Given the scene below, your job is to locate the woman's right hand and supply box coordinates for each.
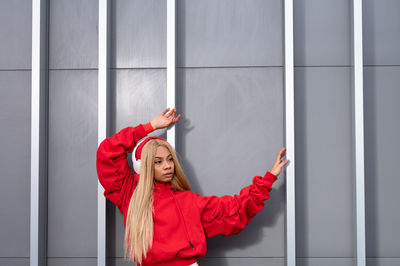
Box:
[270,147,289,177]
[150,108,181,130]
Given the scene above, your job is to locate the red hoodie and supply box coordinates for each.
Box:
[96,124,277,266]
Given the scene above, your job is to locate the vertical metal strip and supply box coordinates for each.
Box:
[284,0,296,265]
[31,0,48,265]
[31,1,40,265]
[98,0,109,265]
[352,0,366,265]
[167,0,176,147]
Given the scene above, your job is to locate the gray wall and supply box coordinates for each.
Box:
[294,1,355,266]
[0,1,31,266]
[0,1,399,266]
[176,1,284,265]
[363,1,400,266]
[47,0,98,266]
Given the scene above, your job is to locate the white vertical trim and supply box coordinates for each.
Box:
[284,0,296,265]
[31,0,46,265]
[31,1,41,265]
[98,0,109,265]
[352,0,366,266]
[167,0,176,147]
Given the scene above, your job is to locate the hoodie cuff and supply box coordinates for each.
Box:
[143,122,155,134]
[262,171,278,191]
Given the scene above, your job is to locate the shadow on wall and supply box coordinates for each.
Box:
[178,125,284,265]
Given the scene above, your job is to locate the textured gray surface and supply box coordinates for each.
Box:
[110,69,167,134]
[294,0,351,66]
[197,258,284,266]
[0,71,31,257]
[176,67,285,257]
[110,258,136,266]
[47,258,97,266]
[111,0,166,68]
[366,258,400,266]
[176,0,283,67]
[107,199,126,258]
[0,258,29,266]
[364,66,400,258]
[363,0,400,65]
[49,0,98,69]
[294,67,355,257]
[47,70,98,256]
[0,0,31,70]
[296,258,356,266]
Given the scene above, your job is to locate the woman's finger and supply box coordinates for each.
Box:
[172,114,181,124]
[277,147,286,160]
[167,108,177,118]
[280,159,289,167]
[165,110,173,118]
[162,108,170,116]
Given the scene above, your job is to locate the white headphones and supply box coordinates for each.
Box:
[132,137,147,174]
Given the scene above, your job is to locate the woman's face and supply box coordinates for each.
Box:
[153,146,175,183]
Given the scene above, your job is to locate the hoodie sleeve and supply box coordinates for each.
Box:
[194,171,277,238]
[96,124,153,211]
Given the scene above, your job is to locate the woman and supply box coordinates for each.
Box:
[96,108,289,266]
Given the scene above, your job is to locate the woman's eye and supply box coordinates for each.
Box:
[168,158,173,162]
[155,161,161,164]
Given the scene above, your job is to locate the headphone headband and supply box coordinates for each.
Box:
[131,136,167,174]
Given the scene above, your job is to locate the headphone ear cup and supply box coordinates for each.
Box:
[133,158,141,174]
[132,138,146,174]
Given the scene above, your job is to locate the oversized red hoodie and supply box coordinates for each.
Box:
[96,124,278,266]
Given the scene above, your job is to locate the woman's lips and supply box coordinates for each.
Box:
[164,173,173,177]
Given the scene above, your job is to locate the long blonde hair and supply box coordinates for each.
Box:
[124,139,191,264]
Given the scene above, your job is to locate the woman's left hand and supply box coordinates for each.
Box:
[150,108,181,130]
[270,147,289,177]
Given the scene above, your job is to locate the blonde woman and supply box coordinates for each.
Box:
[96,108,289,266]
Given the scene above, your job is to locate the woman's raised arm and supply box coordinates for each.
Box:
[96,108,181,210]
[194,148,289,237]
[96,124,152,210]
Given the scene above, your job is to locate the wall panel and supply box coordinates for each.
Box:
[47,70,98,257]
[366,258,400,266]
[294,0,351,66]
[0,0,31,69]
[49,0,98,69]
[363,0,400,65]
[0,71,31,257]
[47,258,97,266]
[110,0,166,69]
[296,258,355,266]
[294,67,355,258]
[176,0,283,67]
[0,258,29,266]
[198,258,284,266]
[110,69,167,134]
[364,66,400,262]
